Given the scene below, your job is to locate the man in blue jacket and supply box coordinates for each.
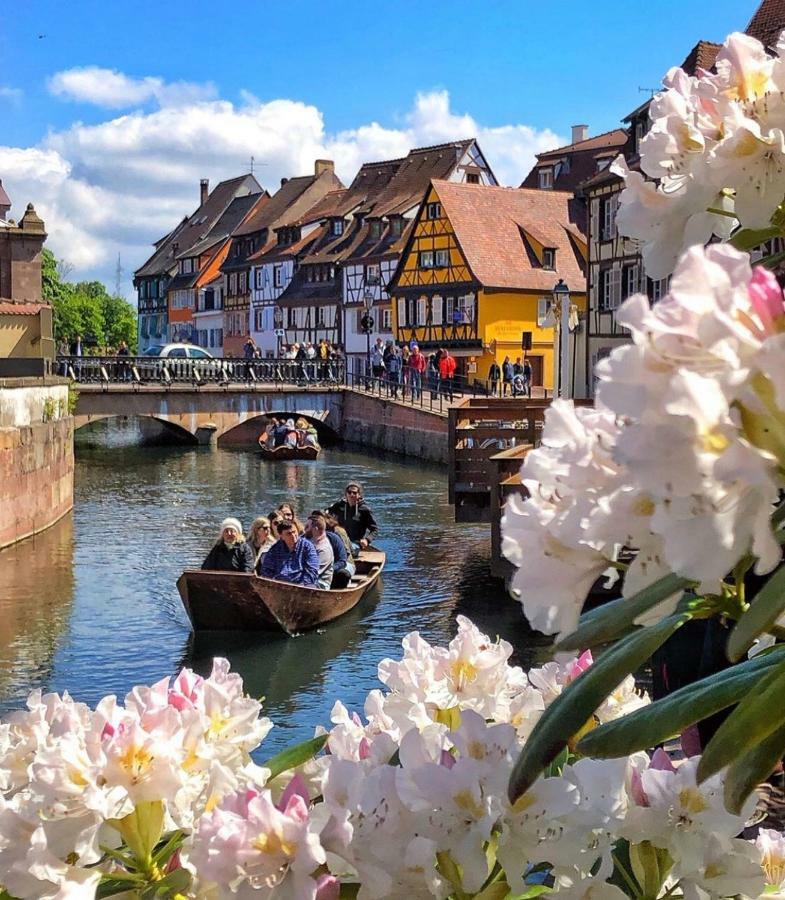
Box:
[261,521,319,586]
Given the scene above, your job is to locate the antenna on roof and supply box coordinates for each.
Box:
[249,155,268,175]
[638,86,658,97]
[114,253,123,297]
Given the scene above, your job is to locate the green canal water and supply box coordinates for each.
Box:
[0,421,545,754]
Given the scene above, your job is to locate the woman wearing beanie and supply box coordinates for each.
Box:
[201,518,254,572]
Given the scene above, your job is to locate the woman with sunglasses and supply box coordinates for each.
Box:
[327,482,379,554]
[246,516,277,574]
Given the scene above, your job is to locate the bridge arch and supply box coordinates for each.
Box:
[73,413,198,445]
[217,411,340,447]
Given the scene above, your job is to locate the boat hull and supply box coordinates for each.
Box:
[177,550,384,634]
[258,444,320,461]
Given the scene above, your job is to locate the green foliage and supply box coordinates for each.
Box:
[42,397,56,423]
[727,565,785,661]
[43,249,137,351]
[261,733,328,780]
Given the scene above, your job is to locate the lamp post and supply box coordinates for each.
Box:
[361,289,374,383]
[273,307,283,358]
[552,278,571,399]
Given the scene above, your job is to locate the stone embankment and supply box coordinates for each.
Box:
[0,377,74,549]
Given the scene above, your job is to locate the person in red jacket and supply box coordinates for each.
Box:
[409,344,427,400]
[438,347,457,401]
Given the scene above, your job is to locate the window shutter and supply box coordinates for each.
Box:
[538,297,550,327]
[397,298,406,327]
[417,297,427,326]
[629,264,639,298]
[590,198,600,241]
[610,195,619,240]
[432,295,443,325]
[609,266,622,309]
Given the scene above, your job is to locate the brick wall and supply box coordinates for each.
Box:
[342,391,448,463]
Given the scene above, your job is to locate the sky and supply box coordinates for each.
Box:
[0,0,757,299]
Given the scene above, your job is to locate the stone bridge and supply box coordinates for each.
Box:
[73,384,449,460]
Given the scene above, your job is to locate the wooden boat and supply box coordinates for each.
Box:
[258,442,320,461]
[177,549,385,634]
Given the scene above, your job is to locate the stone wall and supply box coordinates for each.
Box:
[0,378,74,549]
[341,390,448,463]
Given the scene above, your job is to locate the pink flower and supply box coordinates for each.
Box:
[567,650,594,682]
[749,266,785,335]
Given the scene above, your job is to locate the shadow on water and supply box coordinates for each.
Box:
[181,582,383,711]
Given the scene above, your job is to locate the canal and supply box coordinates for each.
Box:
[0,421,544,754]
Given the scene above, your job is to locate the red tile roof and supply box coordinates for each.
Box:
[680,40,722,75]
[0,301,47,315]
[746,0,785,49]
[520,129,628,192]
[429,180,586,292]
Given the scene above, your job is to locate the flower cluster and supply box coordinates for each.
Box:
[2,619,780,899]
[503,242,785,638]
[613,31,785,278]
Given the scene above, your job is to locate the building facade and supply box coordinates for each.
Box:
[389,180,588,395]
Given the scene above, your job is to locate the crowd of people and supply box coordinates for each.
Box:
[368,338,458,400]
[488,355,533,397]
[258,417,319,450]
[200,482,379,590]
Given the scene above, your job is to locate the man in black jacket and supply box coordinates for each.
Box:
[327,483,379,551]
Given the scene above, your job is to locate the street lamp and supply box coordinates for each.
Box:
[273,307,283,358]
[361,289,375,382]
[552,278,571,399]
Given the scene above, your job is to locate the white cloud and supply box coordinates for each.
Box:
[1,80,565,298]
[0,86,23,104]
[47,66,217,109]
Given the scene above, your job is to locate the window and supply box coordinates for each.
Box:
[331,219,344,236]
[369,220,382,239]
[635,119,648,155]
[542,248,555,269]
[466,172,480,184]
[274,265,284,288]
[419,250,434,269]
[390,217,403,236]
[316,307,326,327]
[537,297,552,327]
[169,347,187,358]
[434,249,449,268]
[426,202,442,220]
[229,273,237,295]
[255,308,264,331]
[457,294,475,324]
[382,308,392,330]
[649,276,670,302]
[254,268,263,289]
[190,348,211,359]
[624,264,640,299]
[538,169,553,189]
[600,267,622,310]
[366,264,380,285]
[417,297,427,326]
[287,308,296,328]
[239,272,247,294]
[432,295,443,325]
[445,295,456,324]
[602,195,618,241]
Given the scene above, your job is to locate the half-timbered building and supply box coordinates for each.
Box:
[389,180,588,395]
[134,174,261,351]
[166,192,266,344]
[221,161,343,357]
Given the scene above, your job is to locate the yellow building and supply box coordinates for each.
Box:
[389,179,587,394]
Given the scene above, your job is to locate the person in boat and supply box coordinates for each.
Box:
[327,482,379,553]
[284,419,298,448]
[271,419,288,448]
[261,520,319,586]
[295,417,319,448]
[201,518,254,572]
[303,512,334,590]
[323,512,355,588]
[276,502,305,534]
[246,516,277,574]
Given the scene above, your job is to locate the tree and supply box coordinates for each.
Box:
[44,251,137,351]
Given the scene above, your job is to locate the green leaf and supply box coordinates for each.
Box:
[96,878,144,898]
[577,646,785,758]
[476,883,514,900]
[729,225,782,251]
[510,887,551,900]
[724,719,785,814]
[150,830,184,867]
[728,565,785,661]
[508,612,690,802]
[261,734,328,781]
[697,656,785,783]
[556,574,690,652]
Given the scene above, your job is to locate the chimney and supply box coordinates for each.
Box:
[281,177,289,188]
[314,159,335,177]
[571,124,589,145]
[200,178,209,206]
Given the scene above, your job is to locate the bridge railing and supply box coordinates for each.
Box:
[343,368,492,414]
[56,356,347,387]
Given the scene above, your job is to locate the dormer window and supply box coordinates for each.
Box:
[390,217,403,236]
[369,220,382,239]
[543,248,556,270]
[426,202,442,220]
[331,219,344,236]
[538,168,554,189]
[466,172,480,184]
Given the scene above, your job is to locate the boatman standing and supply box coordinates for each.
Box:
[327,482,379,553]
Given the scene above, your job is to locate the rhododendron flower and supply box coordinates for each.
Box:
[756,827,785,889]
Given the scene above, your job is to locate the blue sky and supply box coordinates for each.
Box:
[0,0,759,294]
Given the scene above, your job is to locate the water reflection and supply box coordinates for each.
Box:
[0,424,540,753]
[0,514,75,704]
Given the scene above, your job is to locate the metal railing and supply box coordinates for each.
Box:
[343,368,491,413]
[56,355,346,387]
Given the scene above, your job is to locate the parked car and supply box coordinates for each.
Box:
[142,343,214,359]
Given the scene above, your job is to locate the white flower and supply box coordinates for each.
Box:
[756,828,785,889]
